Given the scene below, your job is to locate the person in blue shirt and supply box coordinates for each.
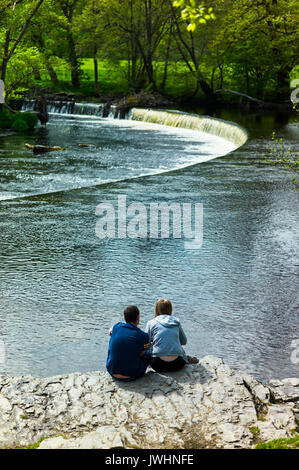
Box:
[106,305,150,381]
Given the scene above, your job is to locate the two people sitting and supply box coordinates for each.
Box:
[106,299,198,382]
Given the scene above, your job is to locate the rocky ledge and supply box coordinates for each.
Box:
[0,356,298,449]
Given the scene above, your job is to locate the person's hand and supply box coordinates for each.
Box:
[109,327,113,336]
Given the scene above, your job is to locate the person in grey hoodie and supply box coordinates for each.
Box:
[146,299,195,372]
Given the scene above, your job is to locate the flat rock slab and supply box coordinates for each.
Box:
[268,378,299,403]
[0,356,297,449]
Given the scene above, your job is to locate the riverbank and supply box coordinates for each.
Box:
[14,87,295,118]
[0,356,298,449]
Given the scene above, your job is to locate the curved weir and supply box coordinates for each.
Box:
[0,102,248,202]
[130,107,249,148]
[19,98,249,148]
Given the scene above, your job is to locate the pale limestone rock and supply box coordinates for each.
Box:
[268,378,299,402]
[282,378,299,387]
[0,394,12,413]
[0,355,298,449]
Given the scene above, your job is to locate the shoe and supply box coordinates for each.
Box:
[187,355,199,364]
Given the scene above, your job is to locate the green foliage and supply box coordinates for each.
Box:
[262,131,299,186]
[21,112,39,129]
[249,426,260,438]
[210,0,298,100]
[26,436,48,449]
[11,118,29,132]
[173,0,215,31]
[0,107,14,129]
[0,0,298,100]
[0,108,37,131]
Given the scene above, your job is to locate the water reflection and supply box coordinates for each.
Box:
[0,111,298,381]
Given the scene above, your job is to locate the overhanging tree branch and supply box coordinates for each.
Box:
[8,0,45,61]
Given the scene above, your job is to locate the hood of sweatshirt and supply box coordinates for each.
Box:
[155,314,180,328]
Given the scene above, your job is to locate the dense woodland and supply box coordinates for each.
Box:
[0,0,298,103]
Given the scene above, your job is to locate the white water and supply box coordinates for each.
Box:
[20,98,249,148]
[0,105,242,202]
[130,108,248,148]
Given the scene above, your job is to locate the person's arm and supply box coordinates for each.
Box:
[178,323,187,345]
[140,332,150,357]
[109,323,118,336]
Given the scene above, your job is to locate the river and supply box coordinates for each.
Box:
[0,104,298,381]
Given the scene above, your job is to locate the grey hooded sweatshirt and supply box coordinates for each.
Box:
[145,314,188,362]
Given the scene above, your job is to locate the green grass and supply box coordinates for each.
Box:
[27,437,49,449]
[35,58,200,98]
[249,426,261,438]
[255,434,299,449]
[26,433,70,449]
[28,58,299,102]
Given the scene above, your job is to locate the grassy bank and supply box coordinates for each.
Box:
[32,58,202,100]
[26,59,299,105]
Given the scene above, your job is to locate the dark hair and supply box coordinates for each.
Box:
[124,305,140,323]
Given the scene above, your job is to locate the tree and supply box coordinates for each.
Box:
[104,0,171,91]
[73,0,104,95]
[169,0,215,97]
[210,0,299,101]
[0,0,45,85]
[52,0,83,88]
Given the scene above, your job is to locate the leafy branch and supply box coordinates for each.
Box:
[172,0,215,32]
[262,131,299,187]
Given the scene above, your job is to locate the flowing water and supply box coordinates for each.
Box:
[0,104,298,381]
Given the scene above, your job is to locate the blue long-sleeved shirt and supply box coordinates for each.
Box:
[106,322,150,378]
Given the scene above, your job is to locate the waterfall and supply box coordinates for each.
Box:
[108,105,119,119]
[21,99,36,112]
[47,101,104,116]
[72,102,103,116]
[46,100,72,114]
[18,99,248,148]
[129,108,248,148]
[20,99,104,116]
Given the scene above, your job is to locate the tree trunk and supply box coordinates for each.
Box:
[276,68,291,102]
[0,59,8,84]
[196,72,214,97]
[67,31,80,88]
[46,60,59,84]
[161,25,172,92]
[93,46,99,95]
[0,30,10,83]
[170,1,213,98]
[143,0,157,90]
[33,68,42,81]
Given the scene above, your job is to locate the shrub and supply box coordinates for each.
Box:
[11,118,29,132]
[0,108,14,129]
[21,112,38,129]
[0,108,38,131]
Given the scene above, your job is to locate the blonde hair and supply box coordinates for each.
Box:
[155,299,172,317]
